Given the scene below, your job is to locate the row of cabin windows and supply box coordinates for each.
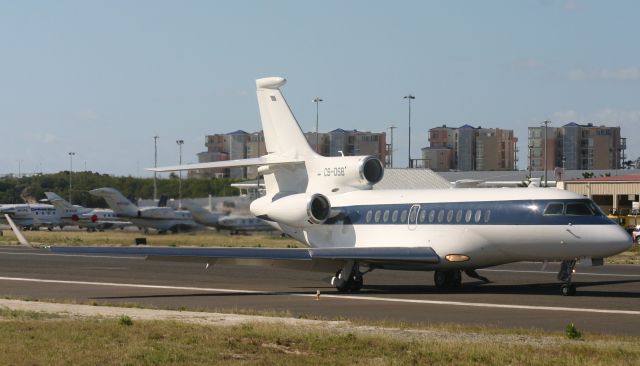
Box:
[364,208,491,224]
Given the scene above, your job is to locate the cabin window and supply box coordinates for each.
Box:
[366,210,373,223]
[437,210,444,223]
[474,209,482,223]
[419,210,427,223]
[465,209,472,223]
[483,209,491,223]
[446,209,454,223]
[400,210,408,223]
[543,203,564,215]
[428,210,436,223]
[383,210,390,223]
[392,210,398,223]
[374,210,382,223]
[455,209,463,223]
[566,202,594,216]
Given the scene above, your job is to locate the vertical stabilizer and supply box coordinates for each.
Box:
[255,77,315,195]
[256,77,316,159]
[44,192,75,211]
[89,188,139,217]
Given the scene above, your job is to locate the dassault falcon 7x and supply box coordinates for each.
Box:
[52,77,632,296]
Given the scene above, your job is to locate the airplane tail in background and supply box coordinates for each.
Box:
[89,188,139,217]
[44,192,74,211]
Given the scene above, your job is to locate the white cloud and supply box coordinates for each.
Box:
[563,0,579,12]
[76,109,98,122]
[566,67,640,81]
[551,110,579,122]
[23,132,57,144]
[513,58,543,69]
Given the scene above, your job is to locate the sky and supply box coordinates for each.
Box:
[1,0,639,176]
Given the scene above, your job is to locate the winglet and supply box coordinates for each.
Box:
[4,214,33,247]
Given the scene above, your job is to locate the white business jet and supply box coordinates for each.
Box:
[89,187,199,234]
[52,77,631,296]
[44,192,130,231]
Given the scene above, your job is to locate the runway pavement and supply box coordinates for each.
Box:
[1,246,639,335]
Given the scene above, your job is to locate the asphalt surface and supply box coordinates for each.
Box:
[1,246,639,335]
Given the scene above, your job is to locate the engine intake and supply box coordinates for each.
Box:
[360,156,384,185]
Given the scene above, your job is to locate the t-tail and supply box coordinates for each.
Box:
[150,77,384,238]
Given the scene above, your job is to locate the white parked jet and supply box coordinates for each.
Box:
[0,203,64,230]
[52,77,632,296]
[89,187,199,234]
[181,200,273,234]
[44,192,130,231]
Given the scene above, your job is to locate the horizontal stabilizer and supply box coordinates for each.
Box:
[149,156,303,172]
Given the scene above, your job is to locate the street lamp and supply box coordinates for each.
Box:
[68,152,75,203]
[153,135,159,201]
[404,95,415,168]
[388,125,397,168]
[176,139,184,209]
[313,97,323,154]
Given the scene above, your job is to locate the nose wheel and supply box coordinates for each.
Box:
[557,260,577,296]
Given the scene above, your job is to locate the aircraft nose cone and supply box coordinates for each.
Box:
[610,225,633,254]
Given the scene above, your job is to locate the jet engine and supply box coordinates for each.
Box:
[254,193,333,227]
[311,155,384,191]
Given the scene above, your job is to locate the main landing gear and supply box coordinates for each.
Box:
[557,260,577,296]
[433,269,491,289]
[332,261,364,293]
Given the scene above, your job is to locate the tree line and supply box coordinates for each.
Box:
[0,171,240,207]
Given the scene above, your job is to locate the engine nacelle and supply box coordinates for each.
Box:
[252,193,332,227]
[309,155,384,192]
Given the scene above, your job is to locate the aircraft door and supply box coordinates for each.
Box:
[408,204,420,231]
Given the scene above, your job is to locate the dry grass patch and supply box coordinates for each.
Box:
[0,319,639,366]
[0,229,301,248]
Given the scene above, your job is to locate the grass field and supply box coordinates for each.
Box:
[0,312,639,365]
[0,228,303,248]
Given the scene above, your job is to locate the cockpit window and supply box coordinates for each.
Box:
[543,203,564,215]
[565,202,594,216]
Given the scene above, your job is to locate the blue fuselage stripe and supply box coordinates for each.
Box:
[328,199,614,226]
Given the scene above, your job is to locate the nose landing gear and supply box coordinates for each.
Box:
[434,270,462,289]
[558,260,577,296]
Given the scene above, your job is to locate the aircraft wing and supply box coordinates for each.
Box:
[148,156,303,173]
[49,246,440,272]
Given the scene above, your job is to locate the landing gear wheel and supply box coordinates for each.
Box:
[561,283,576,296]
[333,270,363,293]
[434,270,462,289]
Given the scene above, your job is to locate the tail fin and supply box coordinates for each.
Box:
[256,77,316,159]
[89,188,139,217]
[158,195,168,207]
[44,192,74,211]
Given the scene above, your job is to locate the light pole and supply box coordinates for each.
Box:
[388,125,397,168]
[153,135,159,201]
[313,97,323,154]
[542,120,550,187]
[527,144,533,178]
[68,152,75,203]
[176,139,184,210]
[404,95,415,168]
